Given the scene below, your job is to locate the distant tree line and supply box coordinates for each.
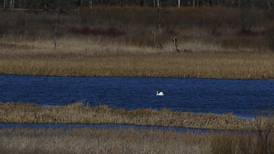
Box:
[0,0,273,9]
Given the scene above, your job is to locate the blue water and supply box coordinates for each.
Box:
[0,75,274,117]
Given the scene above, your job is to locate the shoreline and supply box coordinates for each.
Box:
[1,72,274,81]
[0,102,265,131]
[0,123,259,137]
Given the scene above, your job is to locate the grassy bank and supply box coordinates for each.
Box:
[0,102,262,130]
[0,127,273,154]
[1,7,274,79]
[1,41,274,79]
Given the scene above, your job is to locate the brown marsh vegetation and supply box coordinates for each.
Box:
[0,124,274,154]
[0,102,260,130]
[0,128,209,154]
[1,6,274,154]
[1,51,274,79]
[1,7,274,79]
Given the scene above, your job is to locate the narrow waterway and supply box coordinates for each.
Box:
[1,75,274,117]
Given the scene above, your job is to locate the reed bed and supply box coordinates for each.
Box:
[0,102,257,130]
[0,128,210,154]
[0,103,274,153]
[0,126,274,154]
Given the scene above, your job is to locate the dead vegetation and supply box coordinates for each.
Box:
[0,128,210,154]
[0,102,257,130]
[0,120,273,154]
[1,7,274,79]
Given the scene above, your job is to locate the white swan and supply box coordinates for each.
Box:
[156,91,165,96]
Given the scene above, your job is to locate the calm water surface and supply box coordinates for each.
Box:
[0,75,274,117]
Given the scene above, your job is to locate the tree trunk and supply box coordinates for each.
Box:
[10,0,15,8]
[193,0,195,7]
[266,0,273,10]
[178,0,181,7]
[157,0,160,8]
[79,0,83,7]
[12,0,14,8]
[238,0,241,7]
[89,0,93,8]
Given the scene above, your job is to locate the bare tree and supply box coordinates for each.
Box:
[266,0,274,9]
[172,37,180,52]
[153,5,163,48]
[157,0,160,8]
[9,0,15,8]
[89,0,93,8]
[79,0,83,7]
[3,0,6,8]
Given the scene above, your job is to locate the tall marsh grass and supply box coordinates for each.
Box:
[0,128,210,154]
[0,123,273,154]
[0,102,257,130]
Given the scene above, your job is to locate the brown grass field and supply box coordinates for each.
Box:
[0,7,274,79]
[0,127,273,154]
[1,47,274,79]
[0,128,210,154]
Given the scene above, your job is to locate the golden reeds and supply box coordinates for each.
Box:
[0,102,255,130]
[1,45,274,79]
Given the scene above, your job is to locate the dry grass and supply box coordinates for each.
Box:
[0,128,210,154]
[0,6,271,50]
[1,42,274,79]
[0,102,256,130]
[0,7,274,79]
[0,125,273,154]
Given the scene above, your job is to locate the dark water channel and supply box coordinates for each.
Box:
[0,123,255,136]
[1,75,274,118]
